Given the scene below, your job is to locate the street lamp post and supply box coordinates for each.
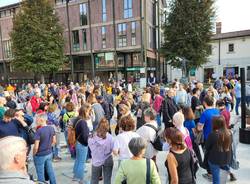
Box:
[66,0,74,82]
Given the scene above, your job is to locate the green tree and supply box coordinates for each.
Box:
[11,0,65,81]
[162,0,215,76]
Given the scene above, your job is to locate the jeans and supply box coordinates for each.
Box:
[235,97,241,115]
[73,141,88,181]
[34,153,56,184]
[208,161,228,184]
[53,132,60,158]
[156,114,161,127]
[91,155,113,184]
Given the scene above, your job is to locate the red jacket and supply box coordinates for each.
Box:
[30,96,42,113]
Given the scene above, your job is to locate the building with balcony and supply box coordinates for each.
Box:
[0,0,167,83]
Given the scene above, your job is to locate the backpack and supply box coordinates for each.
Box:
[145,124,163,151]
[183,128,193,150]
[109,103,114,118]
[68,119,81,146]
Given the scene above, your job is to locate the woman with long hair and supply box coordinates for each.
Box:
[72,104,90,183]
[205,116,232,184]
[164,128,195,184]
[88,118,114,184]
[183,106,202,165]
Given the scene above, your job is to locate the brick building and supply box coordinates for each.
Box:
[0,0,167,83]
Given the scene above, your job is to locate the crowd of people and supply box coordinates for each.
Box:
[0,76,241,184]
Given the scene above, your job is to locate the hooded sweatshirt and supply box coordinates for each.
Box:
[88,133,114,167]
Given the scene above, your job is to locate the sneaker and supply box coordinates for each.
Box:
[230,173,237,181]
[53,157,62,162]
[202,173,212,182]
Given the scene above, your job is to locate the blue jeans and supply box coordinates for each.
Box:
[156,114,161,127]
[73,141,88,180]
[208,161,228,184]
[34,153,56,184]
[235,97,241,115]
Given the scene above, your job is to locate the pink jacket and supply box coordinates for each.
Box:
[153,95,163,113]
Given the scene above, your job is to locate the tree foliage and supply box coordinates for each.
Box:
[161,0,215,72]
[11,0,65,76]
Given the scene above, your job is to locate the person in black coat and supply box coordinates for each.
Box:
[161,89,179,128]
[96,96,112,121]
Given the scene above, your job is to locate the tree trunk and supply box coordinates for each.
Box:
[40,74,45,83]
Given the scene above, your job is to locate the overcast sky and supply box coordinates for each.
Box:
[1,0,250,33]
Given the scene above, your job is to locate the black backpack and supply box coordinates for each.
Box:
[189,149,199,180]
[145,124,163,151]
[109,103,114,118]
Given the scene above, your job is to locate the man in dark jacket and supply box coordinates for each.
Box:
[161,89,179,128]
[96,96,112,121]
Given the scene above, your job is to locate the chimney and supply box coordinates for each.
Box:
[216,22,222,34]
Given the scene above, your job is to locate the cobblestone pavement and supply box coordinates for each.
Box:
[28,115,250,184]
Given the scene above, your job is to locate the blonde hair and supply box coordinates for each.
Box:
[0,136,26,170]
[173,112,185,128]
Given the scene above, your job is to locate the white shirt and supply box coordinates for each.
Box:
[136,121,158,159]
[113,131,140,160]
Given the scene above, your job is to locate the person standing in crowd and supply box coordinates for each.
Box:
[137,108,159,164]
[183,106,202,165]
[220,86,232,112]
[33,113,57,184]
[72,104,90,184]
[191,88,203,125]
[87,94,105,130]
[164,128,196,184]
[114,137,161,184]
[234,80,241,116]
[113,115,140,163]
[216,100,231,129]
[153,86,163,127]
[96,96,112,122]
[47,104,61,162]
[63,102,77,157]
[5,96,17,109]
[135,95,151,129]
[0,136,35,184]
[148,73,156,86]
[88,118,114,184]
[30,90,42,115]
[205,116,232,184]
[175,84,188,107]
[0,109,20,138]
[196,95,220,180]
[172,112,193,150]
[0,97,6,120]
[162,88,179,128]
[196,82,206,105]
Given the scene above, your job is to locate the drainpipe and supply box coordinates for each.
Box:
[88,0,95,79]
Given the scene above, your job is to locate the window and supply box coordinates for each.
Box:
[124,0,133,18]
[82,29,87,50]
[102,0,107,22]
[72,30,80,52]
[228,43,234,52]
[118,23,127,36]
[102,26,106,49]
[80,3,88,26]
[3,40,13,59]
[131,22,136,46]
[247,66,250,81]
[118,23,127,47]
